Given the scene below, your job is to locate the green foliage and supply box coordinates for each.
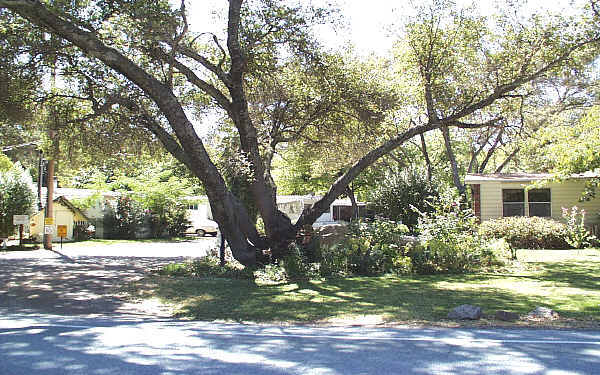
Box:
[254,263,288,283]
[0,163,37,238]
[367,168,439,232]
[319,243,351,277]
[479,217,570,249]
[561,206,597,249]
[104,196,144,240]
[145,194,189,238]
[69,193,102,210]
[0,153,13,172]
[92,163,192,239]
[159,257,253,280]
[280,243,314,280]
[412,192,500,273]
[319,219,411,277]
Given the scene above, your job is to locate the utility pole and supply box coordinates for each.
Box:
[37,150,43,211]
[43,153,54,250]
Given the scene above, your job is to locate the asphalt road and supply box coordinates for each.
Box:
[1,314,599,375]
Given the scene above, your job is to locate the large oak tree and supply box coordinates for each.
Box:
[1,0,599,265]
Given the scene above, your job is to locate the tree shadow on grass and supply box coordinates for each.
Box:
[161,274,580,323]
[526,261,600,291]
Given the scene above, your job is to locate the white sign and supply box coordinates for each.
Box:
[13,215,28,225]
[44,225,54,234]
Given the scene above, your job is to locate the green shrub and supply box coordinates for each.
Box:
[319,244,348,277]
[254,263,288,283]
[280,243,313,280]
[318,218,410,277]
[367,168,439,232]
[159,256,253,280]
[484,238,514,263]
[413,191,502,274]
[0,163,36,238]
[479,216,570,249]
[105,196,144,239]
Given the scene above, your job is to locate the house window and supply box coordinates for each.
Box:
[502,189,524,217]
[528,189,551,217]
[503,188,551,217]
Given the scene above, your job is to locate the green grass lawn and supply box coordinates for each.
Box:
[130,249,600,327]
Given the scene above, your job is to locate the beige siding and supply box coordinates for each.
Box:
[476,179,600,226]
[480,182,503,221]
[549,181,600,226]
[30,202,84,241]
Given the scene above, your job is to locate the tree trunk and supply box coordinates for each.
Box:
[346,186,358,221]
[419,133,433,182]
[441,126,467,196]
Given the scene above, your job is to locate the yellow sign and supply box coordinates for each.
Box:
[57,225,67,238]
[44,217,54,225]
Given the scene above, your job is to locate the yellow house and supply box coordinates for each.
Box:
[30,196,91,242]
[465,173,600,228]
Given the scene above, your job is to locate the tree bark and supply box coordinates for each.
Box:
[345,186,358,221]
[441,126,467,196]
[419,133,433,182]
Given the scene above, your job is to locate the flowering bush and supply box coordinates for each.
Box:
[562,206,596,249]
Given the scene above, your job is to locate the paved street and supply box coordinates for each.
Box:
[1,314,599,375]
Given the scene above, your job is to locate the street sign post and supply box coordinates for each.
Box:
[57,225,67,249]
[13,215,28,225]
[13,215,29,247]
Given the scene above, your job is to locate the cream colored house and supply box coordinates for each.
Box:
[30,196,91,241]
[39,187,120,238]
[465,173,600,227]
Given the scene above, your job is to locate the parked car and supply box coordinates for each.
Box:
[185,218,219,237]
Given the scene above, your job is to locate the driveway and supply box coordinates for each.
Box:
[0,238,216,318]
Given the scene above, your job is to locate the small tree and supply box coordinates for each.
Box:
[368,168,440,232]
[0,163,37,239]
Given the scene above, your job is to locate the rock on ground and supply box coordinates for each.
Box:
[527,306,559,320]
[447,304,482,320]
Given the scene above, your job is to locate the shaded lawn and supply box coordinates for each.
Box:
[132,249,600,326]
